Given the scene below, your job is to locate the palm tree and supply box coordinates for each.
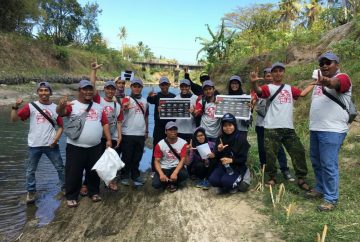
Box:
[117,26,127,58]
[278,0,301,30]
[304,0,322,28]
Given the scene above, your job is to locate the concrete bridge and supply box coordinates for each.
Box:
[132,61,204,71]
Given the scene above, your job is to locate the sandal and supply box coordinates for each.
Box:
[108,181,118,191]
[297,179,311,191]
[80,185,88,196]
[67,200,78,208]
[91,194,102,202]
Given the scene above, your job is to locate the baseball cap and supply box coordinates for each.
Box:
[130,78,143,86]
[179,79,191,86]
[37,81,52,94]
[263,68,272,74]
[159,76,170,85]
[202,80,215,88]
[165,121,178,130]
[114,76,125,83]
[104,80,116,88]
[318,52,340,63]
[79,80,93,89]
[229,75,241,83]
[271,62,286,72]
[221,113,237,126]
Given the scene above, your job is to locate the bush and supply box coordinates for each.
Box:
[53,46,69,63]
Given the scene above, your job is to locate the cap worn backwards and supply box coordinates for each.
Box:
[37,81,52,94]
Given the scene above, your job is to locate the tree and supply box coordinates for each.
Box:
[196,20,236,63]
[78,2,102,45]
[38,0,84,45]
[117,26,127,58]
[303,0,322,28]
[0,0,40,34]
[278,0,302,30]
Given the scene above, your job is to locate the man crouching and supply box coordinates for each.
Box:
[152,122,188,192]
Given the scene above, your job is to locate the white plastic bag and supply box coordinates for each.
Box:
[92,147,125,186]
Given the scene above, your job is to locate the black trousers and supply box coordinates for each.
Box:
[151,125,167,170]
[121,135,145,180]
[65,143,102,200]
[191,159,215,180]
[152,167,188,189]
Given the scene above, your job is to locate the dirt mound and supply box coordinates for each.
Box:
[19,180,282,242]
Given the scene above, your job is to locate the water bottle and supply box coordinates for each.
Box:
[224,164,234,175]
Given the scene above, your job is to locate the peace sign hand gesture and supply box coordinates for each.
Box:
[217,138,229,152]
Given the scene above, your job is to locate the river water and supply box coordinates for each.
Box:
[0,86,179,241]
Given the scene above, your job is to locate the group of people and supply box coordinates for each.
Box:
[11,51,352,212]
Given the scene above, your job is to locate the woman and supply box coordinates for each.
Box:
[227,75,250,140]
[209,113,251,193]
[186,127,215,190]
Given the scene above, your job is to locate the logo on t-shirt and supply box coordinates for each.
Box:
[36,109,52,124]
[277,90,291,104]
[314,86,323,96]
[205,106,216,118]
[165,149,179,161]
[86,108,99,121]
[134,102,145,114]
[104,106,115,116]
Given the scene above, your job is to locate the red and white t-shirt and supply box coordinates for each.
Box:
[310,73,352,133]
[18,101,63,147]
[121,96,148,136]
[153,138,187,169]
[65,100,108,148]
[195,98,221,138]
[94,94,123,139]
[260,84,301,129]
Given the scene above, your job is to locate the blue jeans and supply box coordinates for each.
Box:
[26,145,65,192]
[310,131,346,204]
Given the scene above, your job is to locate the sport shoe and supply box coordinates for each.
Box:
[26,191,36,204]
[121,178,130,186]
[201,180,210,190]
[305,189,323,199]
[317,202,336,212]
[195,180,204,188]
[169,184,178,192]
[133,177,145,186]
[229,188,238,194]
[282,170,295,182]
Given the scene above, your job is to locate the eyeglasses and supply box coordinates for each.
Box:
[319,60,333,67]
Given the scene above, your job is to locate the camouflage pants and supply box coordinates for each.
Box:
[264,128,307,179]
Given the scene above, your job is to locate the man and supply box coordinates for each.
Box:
[250,62,309,190]
[121,78,149,187]
[194,80,221,142]
[184,68,219,96]
[305,52,352,211]
[147,76,176,168]
[10,82,65,204]
[253,68,294,181]
[175,79,197,143]
[91,62,123,191]
[114,75,126,104]
[152,122,188,192]
[57,80,112,208]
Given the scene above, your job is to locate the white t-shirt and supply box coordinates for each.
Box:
[18,101,62,147]
[196,99,221,138]
[94,94,123,139]
[261,84,301,129]
[175,94,198,134]
[153,138,187,169]
[65,100,106,148]
[121,96,148,136]
[310,73,352,133]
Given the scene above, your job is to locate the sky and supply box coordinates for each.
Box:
[78,0,279,64]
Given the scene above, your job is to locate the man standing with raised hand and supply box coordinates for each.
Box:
[11,82,65,204]
[250,63,309,191]
[305,52,352,212]
[57,80,112,208]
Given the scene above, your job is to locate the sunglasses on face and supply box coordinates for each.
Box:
[319,60,333,67]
